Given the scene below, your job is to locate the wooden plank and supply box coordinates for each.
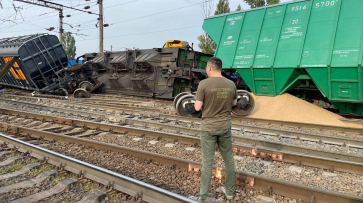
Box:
[0,163,40,181]
[9,178,77,203]
[0,170,56,194]
[76,190,106,203]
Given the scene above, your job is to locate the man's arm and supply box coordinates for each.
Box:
[232,99,237,106]
[195,100,203,111]
[232,86,237,106]
[194,82,204,111]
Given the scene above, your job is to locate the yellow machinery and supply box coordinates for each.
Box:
[164,40,189,48]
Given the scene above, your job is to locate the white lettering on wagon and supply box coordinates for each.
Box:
[315,0,338,8]
[281,26,303,40]
[227,15,243,26]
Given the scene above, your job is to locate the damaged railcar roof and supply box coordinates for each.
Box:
[0,33,49,57]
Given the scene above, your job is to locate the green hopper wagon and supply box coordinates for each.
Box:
[203,0,363,114]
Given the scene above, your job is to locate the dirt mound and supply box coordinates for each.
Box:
[247,93,359,127]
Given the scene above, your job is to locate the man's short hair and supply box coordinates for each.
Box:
[207,57,222,71]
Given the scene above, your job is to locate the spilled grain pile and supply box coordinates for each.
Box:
[247,93,359,127]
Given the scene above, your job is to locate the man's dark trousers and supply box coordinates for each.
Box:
[199,128,235,200]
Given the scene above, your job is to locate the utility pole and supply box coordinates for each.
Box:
[14,0,98,44]
[59,10,64,44]
[14,0,63,43]
[98,0,103,53]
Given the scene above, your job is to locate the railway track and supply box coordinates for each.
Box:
[2,93,363,201]
[1,98,363,174]
[2,96,363,149]
[339,118,363,126]
[0,135,193,202]
[1,118,362,203]
[0,102,362,200]
[2,94,362,138]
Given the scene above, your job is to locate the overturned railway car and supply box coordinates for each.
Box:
[68,42,212,99]
[203,0,363,115]
[0,34,72,94]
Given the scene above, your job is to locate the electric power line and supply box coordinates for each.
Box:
[78,25,202,42]
[68,0,209,32]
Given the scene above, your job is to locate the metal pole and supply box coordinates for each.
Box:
[0,57,17,81]
[98,0,103,52]
[111,45,112,52]
[59,10,64,44]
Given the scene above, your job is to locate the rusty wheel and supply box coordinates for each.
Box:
[74,88,91,98]
[232,90,255,116]
[173,92,191,110]
[175,94,202,118]
[79,81,93,93]
[55,88,68,97]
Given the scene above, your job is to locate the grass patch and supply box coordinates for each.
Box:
[83,182,100,191]
[24,158,38,164]
[0,192,13,203]
[5,152,17,158]
[51,175,66,185]
[0,163,23,175]
[27,164,54,177]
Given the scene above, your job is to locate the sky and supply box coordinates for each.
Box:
[0,0,292,57]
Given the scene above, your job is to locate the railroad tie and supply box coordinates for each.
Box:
[0,170,57,194]
[75,130,99,138]
[8,178,77,203]
[0,163,40,181]
[0,156,21,167]
[0,151,11,156]
[75,190,106,203]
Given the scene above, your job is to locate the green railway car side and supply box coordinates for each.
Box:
[203,0,363,114]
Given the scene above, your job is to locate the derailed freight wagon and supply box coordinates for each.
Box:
[0,34,72,94]
[203,0,363,114]
[68,41,212,99]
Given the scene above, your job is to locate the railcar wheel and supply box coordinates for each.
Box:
[74,88,91,98]
[55,88,69,97]
[175,94,202,118]
[173,92,192,110]
[232,90,255,116]
[79,81,93,93]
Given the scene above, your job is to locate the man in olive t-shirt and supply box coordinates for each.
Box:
[194,57,237,202]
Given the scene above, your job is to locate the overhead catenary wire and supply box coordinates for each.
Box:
[78,25,202,42]
[0,0,142,37]
[3,0,97,24]
[12,0,132,24]
[0,0,99,36]
[64,0,210,32]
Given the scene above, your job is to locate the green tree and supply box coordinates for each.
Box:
[236,4,242,11]
[197,0,231,55]
[243,0,280,8]
[62,32,76,59]
[197,35,217,55]
[214,0,230,15]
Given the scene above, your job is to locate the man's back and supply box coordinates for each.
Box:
[196,77,237,131]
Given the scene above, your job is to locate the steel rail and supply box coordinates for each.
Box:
[3,94,362,136]
[0,98,363,148]
[1,109,363,175]
[82,98,363,135]
[0,133,197,203]
[339,118,363,126]
[75,97,173,105]
[0,96,160,115]
[1,97,363,151]
[1,125,362,203]
[10,96,363,150]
